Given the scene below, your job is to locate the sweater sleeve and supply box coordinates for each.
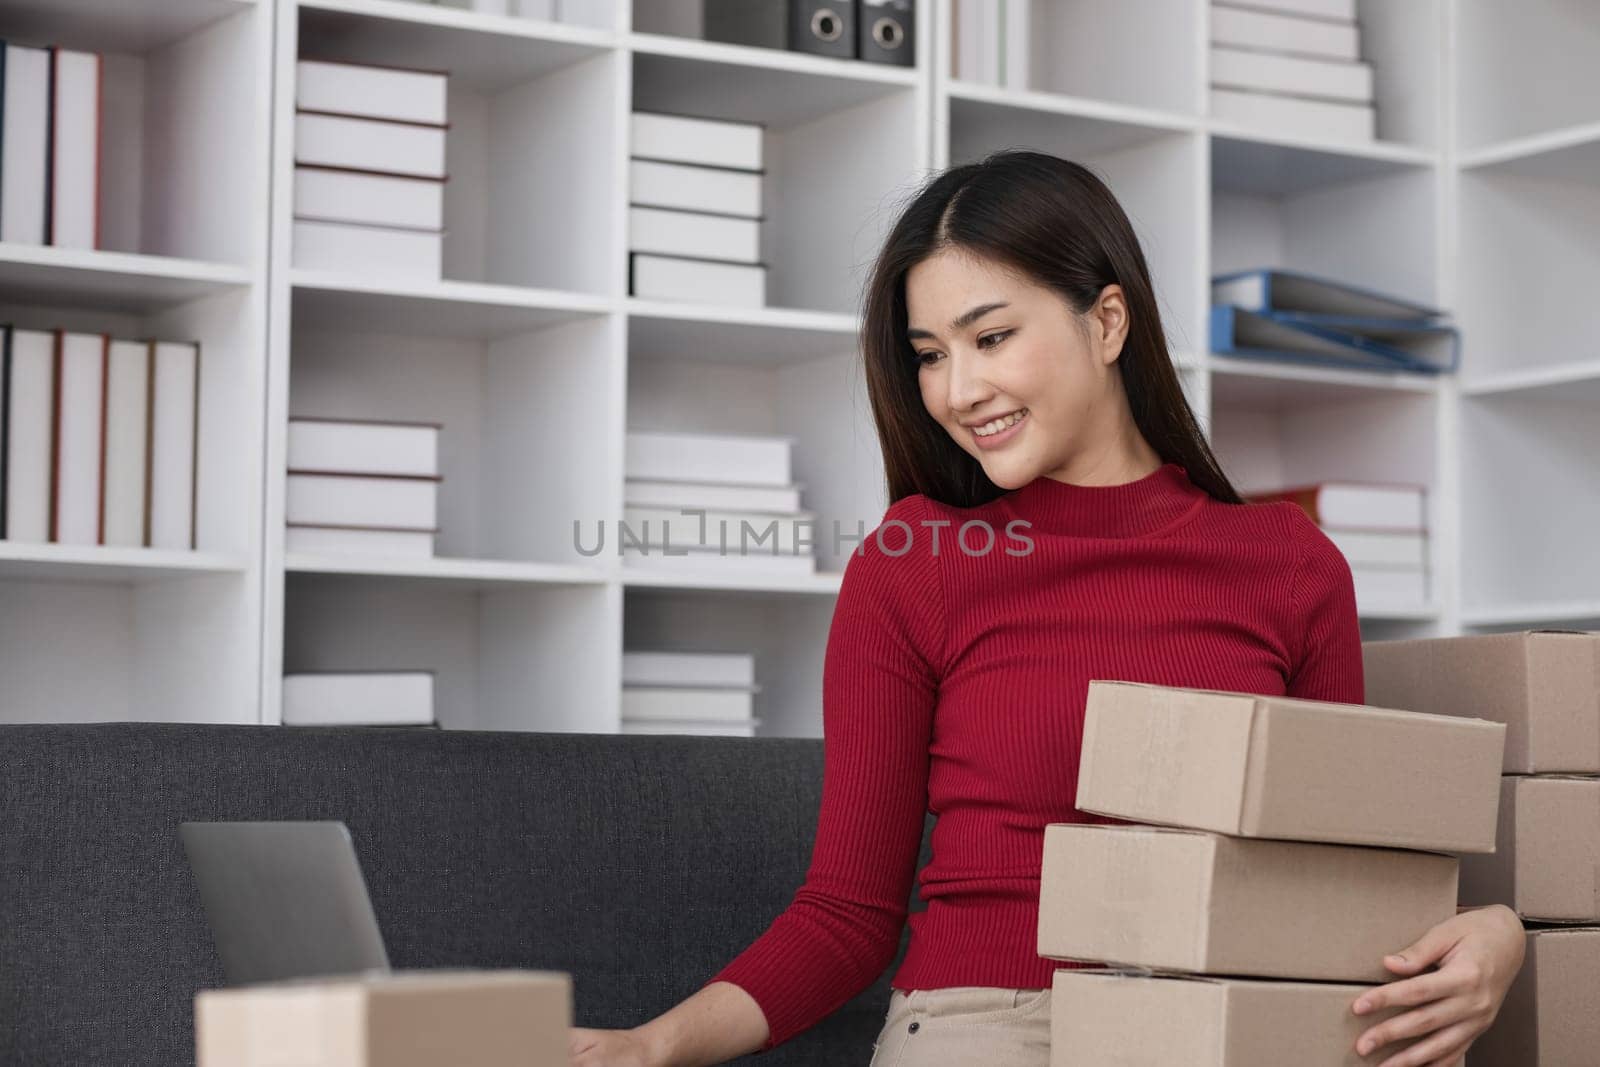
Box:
[700,495,945,1052]
[1283,507,1365,705]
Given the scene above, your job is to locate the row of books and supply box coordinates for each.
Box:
[1209,0,1378,143]
[285,417,441,558]
[291,59,449,282]
[1,327,200,548]
[0,43,98,248]
[628,112,768,308]
[702,1,914,67]
[622,429,817,577]
[1210,267,1461,375]
[621,650,760,738]
[1246,479,1429,607]
[949,0,1029,89]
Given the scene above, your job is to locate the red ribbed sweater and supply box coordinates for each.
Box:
[703,462,1365,1052]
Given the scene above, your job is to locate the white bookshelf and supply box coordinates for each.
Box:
[0,0,271,725]
[3,0,1595,733]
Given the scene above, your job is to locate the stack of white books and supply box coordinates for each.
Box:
[285,417,441,558]
[628,112,766,308]
[621,651,761,738]
[282,670,437,727]
[292,59,448,281]
[1209,0,1375,142]
[621,429,816,577]
[430,0,612,25]
[2,327,199,549]
[949,0,1030,89]
[1245,480,1430,609]
[0,43,99,248]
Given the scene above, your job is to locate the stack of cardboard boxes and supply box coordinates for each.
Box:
[1364,630,1600,1064]
[1038,679,1506,1064]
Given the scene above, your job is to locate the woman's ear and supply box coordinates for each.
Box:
[1093,284,1130,366]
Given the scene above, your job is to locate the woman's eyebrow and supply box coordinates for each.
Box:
[907,301,1010,340]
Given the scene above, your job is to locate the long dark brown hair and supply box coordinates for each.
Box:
[860,149,1243,508]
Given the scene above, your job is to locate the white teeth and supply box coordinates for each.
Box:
[974,408,1027,437]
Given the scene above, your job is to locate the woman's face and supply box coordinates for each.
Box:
[905,247,1131,490]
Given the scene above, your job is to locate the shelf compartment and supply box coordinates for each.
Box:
[1456,168,1600,382]
[295,5,621,294]
[282,571,617,730]
[1209,387,1440,621]
[1457,0,1600,154]
[0,571,259,723]
[941,0,1198,115]
[629,49,920,317]
[0,1,269,265]
[1461,393,1600,612]
[625,344,885,578]
[623,586,837,737]
[0,285,268,562]
[287,310,620,567]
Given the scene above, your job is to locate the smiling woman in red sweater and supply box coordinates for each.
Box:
[570,151,1525,1067]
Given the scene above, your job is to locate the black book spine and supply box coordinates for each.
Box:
[859,0,915,67]
[789,1,856,59]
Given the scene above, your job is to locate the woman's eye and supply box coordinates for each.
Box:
[915,350,942,366]
[978,330,1012,349]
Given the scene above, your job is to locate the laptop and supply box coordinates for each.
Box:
[180,820,392,985]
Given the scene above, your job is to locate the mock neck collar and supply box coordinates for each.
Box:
[1000,462,1208,539]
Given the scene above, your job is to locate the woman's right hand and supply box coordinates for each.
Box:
[568,1026,659,1067]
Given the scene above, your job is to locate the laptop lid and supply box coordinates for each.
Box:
[180,820,391,985]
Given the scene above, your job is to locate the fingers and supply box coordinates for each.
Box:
[1356,995,1472,1057]
[1385,917,1465,974]
[1353,968,1470,1017]
[1375,1019,1477,1067]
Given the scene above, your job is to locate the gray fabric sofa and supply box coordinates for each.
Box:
[0,724,934,1066]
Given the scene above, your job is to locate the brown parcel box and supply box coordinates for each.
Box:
[1037,823,1458,983]
[1049,968,1418,1066]
[1467,926,1600,1066]
[1460,775,1600,922]
[195,969,571,1067]
[1076,680,1506,853]
[1362,630,1600,774]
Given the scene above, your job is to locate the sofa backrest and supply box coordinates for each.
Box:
[0,724,933,1066]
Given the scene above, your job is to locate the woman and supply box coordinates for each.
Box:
[570,151,1525,1067]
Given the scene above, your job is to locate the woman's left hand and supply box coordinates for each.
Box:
[1350,904,1526,1067]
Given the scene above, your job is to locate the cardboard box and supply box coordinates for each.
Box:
[1467,926,1600,1065]
[1363,630,1600,774]
[1076,680,1505,853]
[195,969,571,1067]
[1038,824,1458,982]
[1461,776,1600,921]
[1049,968,1418,1065]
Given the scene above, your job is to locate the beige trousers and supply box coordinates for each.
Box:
[867,986,1052,1066]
